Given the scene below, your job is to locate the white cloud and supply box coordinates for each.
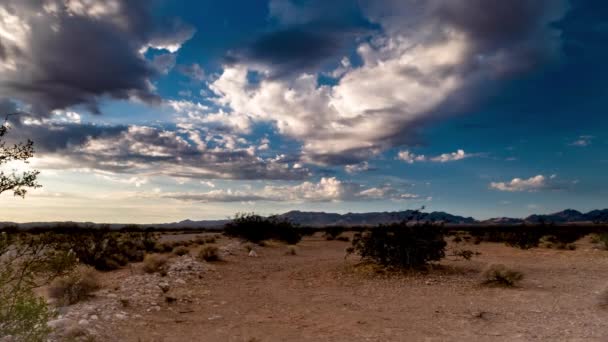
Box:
[490,175,548,192]
[164,177,417,203]
[397,149,472,163]
[397,150,426,163]
[430,149,469,162]
[345,161,370,173]
[569,135,593,147]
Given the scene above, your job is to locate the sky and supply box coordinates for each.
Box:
[0,0,607,223]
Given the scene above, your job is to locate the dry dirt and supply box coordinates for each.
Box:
[51,234,608,341]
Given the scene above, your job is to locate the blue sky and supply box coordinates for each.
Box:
[0,0,607,223]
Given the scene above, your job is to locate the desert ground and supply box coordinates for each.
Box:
[46,233,608,341]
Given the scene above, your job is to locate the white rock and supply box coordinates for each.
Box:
[90,315,99,321]
[78,319,89,326]
[47,318,72,329]
[115,313,127,320]
[248,250,258,257]
[174,278,186,285]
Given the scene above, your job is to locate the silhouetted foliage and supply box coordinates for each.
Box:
[348,221,447,269]
[224,213,301,244]
[0,118,40,197]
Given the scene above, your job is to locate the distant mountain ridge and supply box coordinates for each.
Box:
[278,210,476,227]
[2,209,607,229]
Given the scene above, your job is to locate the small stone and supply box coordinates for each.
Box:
[207,314,222,320]
[158,282,170,293]
[248,250,258,257]
[115,313,127,320]
[90,315,99,321]
[78,319,89,326]
[174,278,186,285]
[107,293,118,298]
[47,318,71,329]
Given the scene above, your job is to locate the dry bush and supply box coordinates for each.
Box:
[142,254,168,274]
[153,242,173,253]
[205,236,217,244]
[172,246,190,256]
[198,245,220,262]
[481,264,523,287]
[48,266,101,306]
[335,235,350,242]
[243,243,256,252]
[285,245,297,255]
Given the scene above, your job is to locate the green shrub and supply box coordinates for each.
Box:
[48,266,101,306]
[1,233,77,341]
[142,254,168,274]
[198,246,220,262]
[348,222,446,269]
[0,291,54,342]
[224,213,301,244]
[172,246,190,256]
[481,264,523,287]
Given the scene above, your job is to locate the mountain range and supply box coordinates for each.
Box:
[2,209,607,230]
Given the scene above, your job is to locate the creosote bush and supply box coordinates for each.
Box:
[224,213,301,244]
[172,246,190,256]
[348,222,446,269]
[481,264,523,287]
[142,254,168,274]
[198,245,220,262]
[48,266,101,306]
[286,245,297,255]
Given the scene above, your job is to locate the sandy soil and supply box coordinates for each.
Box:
[71,234,608,341]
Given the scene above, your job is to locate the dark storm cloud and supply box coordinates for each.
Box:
[225,0,375,78]
[0,0,194,116]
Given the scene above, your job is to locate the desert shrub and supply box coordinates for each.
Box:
[224,213,301,244]
[348,222,446,269]
[172,246,190,256]
[596,232,608,250]
[1,291,54,342]
[539,235,576,250]
[198,246,220,262]
[48,266,101,306]
[324,227,344,241]
[142,254,168,274]
[51,227,157,270]
[452,248,479,261]
[481,264,523,287]
[1,232,77,341]
[243,243,256,252]
[336,235,350,242]
[205,236,217,244]
[153,242,173,253]
[285,245,297,255]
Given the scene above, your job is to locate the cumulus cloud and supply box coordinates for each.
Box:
[0,0,194,115]
[164,177,417,203]
[490,175,553,192]
[397,149,473,163]
[210,0,567,165]
[345,161,371,173]
[5,113,309,181]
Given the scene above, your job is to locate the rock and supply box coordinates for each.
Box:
[248,250,258,257]
[158,282,170,293]
[78,319,89,326]
[107,293,118,298]
[207,314,223,320]
[90,315,99,321]
[115,313,127,320]
[174,278,186,285]
[47,318,72,330]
